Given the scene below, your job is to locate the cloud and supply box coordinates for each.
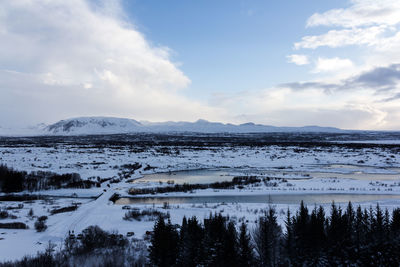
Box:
[352,64,400,89]
[281,64,400,93]
[306,0,400,28]
[1,0,400,131]
[290,0,400,94]
[381,92,400,102]
[286,54,309,65]
[313,57,354,73]
[0,0,224,127]
[212,80,398,130]
[234,106,387,130]
[276,0,400,129]
[295,26,387,49]
[278,82,339,93]
[294,0,400,54]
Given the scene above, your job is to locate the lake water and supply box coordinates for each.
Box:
[125,166,400,205]
[135,169,235,184]
[116,194,400,205]
[134,165,400,185]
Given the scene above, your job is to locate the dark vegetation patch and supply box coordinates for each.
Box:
[66,225,128,254]
[50,205,78,215]
[1,132,400,151]
[0,222,28,229]
[144,164,156,171]
[34,216,48,232]
[109,193,120,203]
[118,162,142,179]
[0,165,99,193]
[0,195,46,202]
[123,208,169,221]
[127,176,267,195]
[0,209,17,220]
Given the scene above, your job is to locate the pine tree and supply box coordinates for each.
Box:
[384,208,390,239]
[291,200,309,264]
[203,213,228,266]
[223,221,239,267]
[391,208,400,234]
[253,207,282,267]
[177,216,204,267]
[283,208,294,265]
[238,222,255,267]
[149,216,179,267]
[309,205,326,257]
[345,202,355,237]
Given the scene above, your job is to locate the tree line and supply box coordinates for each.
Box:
[2,202,400,266]
[128,176,262,195]
[149,202,400,267]
[0,164,98,193]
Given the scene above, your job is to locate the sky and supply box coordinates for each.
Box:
[1,0,400,130]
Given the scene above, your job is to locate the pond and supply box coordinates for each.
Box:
[134,165,400,185]
[115,193,400,205]
[134,169,236,184]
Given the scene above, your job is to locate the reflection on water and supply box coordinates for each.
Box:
[135,169,235,184]
[116,194,400,205]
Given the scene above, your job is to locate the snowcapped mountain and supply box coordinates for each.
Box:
[39,116,345,135]
[45,117,146,135]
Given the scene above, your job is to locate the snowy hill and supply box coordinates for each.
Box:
[40,116,345,135]
[45,117,146,135]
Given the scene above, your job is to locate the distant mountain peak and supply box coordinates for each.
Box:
[240,122,256,126]
[45,116,144,135]
[195,119,209,123]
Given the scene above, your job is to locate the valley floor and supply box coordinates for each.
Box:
[0,134,400,261]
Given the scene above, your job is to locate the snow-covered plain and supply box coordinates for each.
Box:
[0,133,400,261]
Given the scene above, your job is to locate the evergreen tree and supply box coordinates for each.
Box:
[309,205,326,258]
[253,207,282,267]
[238,222,255,267]
[291,200,310,264]
[149,216,179,267]
[177,216,204,267]
[223,221,239,267]
[391,208,400,234]
[203,213,229,266]
[283,208,294,266]
[372,203,384,242]
[147,203,400,266]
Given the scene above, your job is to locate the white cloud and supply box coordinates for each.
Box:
[211,84,396,129]
[0,0,225,126]
[1,0,399,131]
[272,0,400,129]
[295,0,400,52]
[286,54,309,65]
[307,0,400,28]
[313,57,354,73]
[295,26,387,49]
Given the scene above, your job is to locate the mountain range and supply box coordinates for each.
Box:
[0,116,346,136]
